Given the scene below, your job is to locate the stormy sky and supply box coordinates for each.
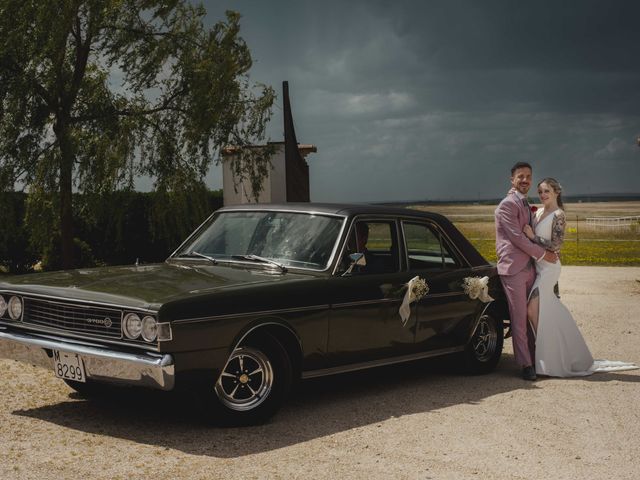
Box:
[202,0,640,202]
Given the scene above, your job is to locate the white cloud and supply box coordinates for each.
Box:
[594,137,633,159]
[344,91,412,115]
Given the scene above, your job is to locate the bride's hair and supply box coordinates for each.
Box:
[538,177,564,209]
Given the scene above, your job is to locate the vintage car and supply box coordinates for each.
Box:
[0,203,509,425]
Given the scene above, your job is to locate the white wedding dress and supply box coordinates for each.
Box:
[530,209,637,377]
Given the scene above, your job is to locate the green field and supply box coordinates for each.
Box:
[463,238,640,265]
[410,201,640,266]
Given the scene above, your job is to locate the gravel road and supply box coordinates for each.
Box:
[1,266,639,480]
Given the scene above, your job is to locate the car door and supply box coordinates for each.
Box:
[326,218,418,367]
[401,220,479,352]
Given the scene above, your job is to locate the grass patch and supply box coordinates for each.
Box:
[469,239,640,266]
[558,240,640,266]
[454,223,640,266]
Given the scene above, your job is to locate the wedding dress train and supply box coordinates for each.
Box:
[530,209,637,377]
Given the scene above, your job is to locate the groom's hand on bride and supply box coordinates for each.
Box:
[543,250,558,263]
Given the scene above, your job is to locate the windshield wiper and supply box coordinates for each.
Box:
[177,251,218,264]
[232,254,287,273]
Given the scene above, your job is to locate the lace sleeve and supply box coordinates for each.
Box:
[532,211,566,251]
[545,211,566,252]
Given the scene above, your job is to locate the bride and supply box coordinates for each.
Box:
[523,177,637,377]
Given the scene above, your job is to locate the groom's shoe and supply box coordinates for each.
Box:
[522,366,537,381]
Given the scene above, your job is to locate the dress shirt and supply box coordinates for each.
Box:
[514,191,545,262]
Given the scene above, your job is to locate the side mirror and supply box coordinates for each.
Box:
[350,253,367,266]
[342,252,366,276]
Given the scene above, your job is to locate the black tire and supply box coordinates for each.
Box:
[196,332,292,427]
[461,312,504,374]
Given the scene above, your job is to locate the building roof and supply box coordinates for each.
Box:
[221,142,317,157]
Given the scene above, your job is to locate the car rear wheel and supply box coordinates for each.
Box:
[462,312,503,374]
[197,332,292,426]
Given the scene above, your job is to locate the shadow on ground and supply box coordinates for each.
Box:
[13,353,639,458]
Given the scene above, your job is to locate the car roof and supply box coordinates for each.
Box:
[218,202,446,221]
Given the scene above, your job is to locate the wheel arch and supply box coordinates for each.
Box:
[462,300,505,374]
[484,298,510,329]
[468,300,507,342]
[228,318,303,382]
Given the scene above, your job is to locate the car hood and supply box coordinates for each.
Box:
[0,261,314,310]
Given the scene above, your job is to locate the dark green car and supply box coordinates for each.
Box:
[0,203,508,425]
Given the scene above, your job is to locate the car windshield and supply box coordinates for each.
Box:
[174,211,345,270]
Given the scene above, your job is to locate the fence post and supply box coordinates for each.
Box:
[576,214,579,259]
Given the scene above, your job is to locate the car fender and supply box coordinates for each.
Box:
[223,317,304,380]
[467,301,505,343]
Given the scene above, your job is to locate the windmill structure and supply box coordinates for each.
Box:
[221,81,316,205]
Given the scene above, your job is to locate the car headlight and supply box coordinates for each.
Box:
[0,295,7,318]
[122,313,142,339]
[8,296,23,320]
[141,316,157,342]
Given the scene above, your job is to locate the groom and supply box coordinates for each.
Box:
[495,162,557,381]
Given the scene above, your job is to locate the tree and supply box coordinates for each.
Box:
[0,0,274,269]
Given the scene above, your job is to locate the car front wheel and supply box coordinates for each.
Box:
[197,333,292,426]
[462,312,504,374]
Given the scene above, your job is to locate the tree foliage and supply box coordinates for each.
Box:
[0,0,274,268]
[0,190,223,273]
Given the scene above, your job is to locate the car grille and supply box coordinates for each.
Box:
[23,298,122,339]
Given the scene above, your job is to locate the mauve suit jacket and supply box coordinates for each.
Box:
[495,193,545,276]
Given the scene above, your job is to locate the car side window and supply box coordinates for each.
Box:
[403,222,459,270]
[337,220,400,275]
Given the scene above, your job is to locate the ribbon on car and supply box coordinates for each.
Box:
[399,276,429,325]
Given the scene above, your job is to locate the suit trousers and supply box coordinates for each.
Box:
[500,263,536,367]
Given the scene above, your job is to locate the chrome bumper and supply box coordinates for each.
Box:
[0,328,175,391]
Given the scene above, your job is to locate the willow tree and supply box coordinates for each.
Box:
[0,1,274,269]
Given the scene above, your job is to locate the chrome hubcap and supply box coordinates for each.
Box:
[215,347,274,411]
[472,315,498,362]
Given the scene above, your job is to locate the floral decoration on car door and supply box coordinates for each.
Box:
[399,276,429,325]
[462,276,494,303]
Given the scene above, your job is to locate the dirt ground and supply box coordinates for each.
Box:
[1,266,639,480]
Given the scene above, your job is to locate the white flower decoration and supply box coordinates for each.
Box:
[462,276,494,303]
[399,276,429,325]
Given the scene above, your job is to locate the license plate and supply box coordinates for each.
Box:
[53,350,86,383]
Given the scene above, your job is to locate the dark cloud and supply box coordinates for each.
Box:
[203,0,640,201]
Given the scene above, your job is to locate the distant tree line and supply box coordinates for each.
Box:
[0,189,222,274]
